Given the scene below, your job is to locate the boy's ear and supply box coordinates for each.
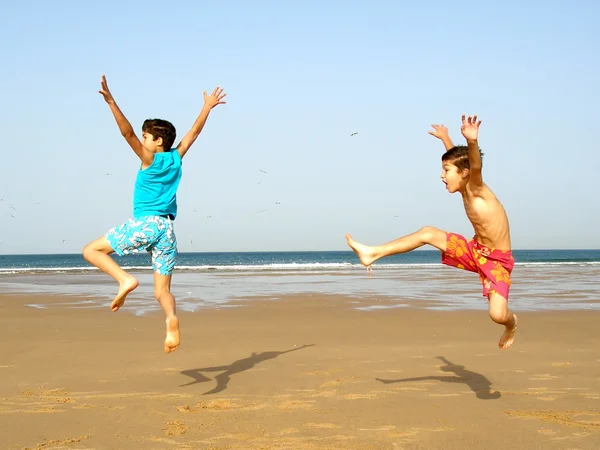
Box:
[156,137,164,147]
[461,168,470,179]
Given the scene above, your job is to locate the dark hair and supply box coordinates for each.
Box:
[441,145,484,171]
[142,119,176,150]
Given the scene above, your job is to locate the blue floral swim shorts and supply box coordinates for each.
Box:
[105,215,177,275]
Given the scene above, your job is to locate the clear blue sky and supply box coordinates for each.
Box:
[1,0,598,254]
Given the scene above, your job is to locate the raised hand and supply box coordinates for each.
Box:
[460,115,481,141]
[98,74,115,103]
[203,87,227,110]
[428,124,450,140]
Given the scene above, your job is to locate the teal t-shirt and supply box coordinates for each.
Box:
[133,150,182,219]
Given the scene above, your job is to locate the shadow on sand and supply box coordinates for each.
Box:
[180,344,315,395]
[376,356,501,400]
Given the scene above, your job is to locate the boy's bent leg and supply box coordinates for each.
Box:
[346,226,447,267]
[488,292,517,349]
[82,237,138,312]
[153,273,179,354]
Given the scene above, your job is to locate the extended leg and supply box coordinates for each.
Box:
[346,226,447,266]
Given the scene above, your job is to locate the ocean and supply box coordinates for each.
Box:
[1,250,599,315]
[1,249,599,273]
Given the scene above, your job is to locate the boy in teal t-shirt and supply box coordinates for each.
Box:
[83,75,226,353]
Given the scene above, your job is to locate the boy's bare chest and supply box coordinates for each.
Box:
[463,197,497,226]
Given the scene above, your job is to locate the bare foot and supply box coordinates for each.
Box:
[345,234,379,268]
[499,314,517,349]
[110,276,139,312]
[164,316,180,354]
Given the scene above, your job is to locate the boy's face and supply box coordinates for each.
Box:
[440,161,467,193]
[141,132,163,153]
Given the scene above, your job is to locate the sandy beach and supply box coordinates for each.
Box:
[2,291,600,449]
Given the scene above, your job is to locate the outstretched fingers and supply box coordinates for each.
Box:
[212,86,227,103]
[469,115,482,127]
[464,114,482,128]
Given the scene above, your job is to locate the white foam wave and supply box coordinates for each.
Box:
[0,260,598,275]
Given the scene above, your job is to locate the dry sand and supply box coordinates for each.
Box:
[2,293,600,449]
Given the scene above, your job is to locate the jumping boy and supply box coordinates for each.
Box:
[346,115,517,349]
[82,75,226,353]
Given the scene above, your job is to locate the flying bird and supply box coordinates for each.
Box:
[350,132,358,136]
[259,169,267,174]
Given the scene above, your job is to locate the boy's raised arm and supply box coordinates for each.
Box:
[98,75,153,166]
[460,114,483,187]
[176,86,227,159]
[428,124,455,151]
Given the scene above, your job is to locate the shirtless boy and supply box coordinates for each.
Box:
[346,115,517,349]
